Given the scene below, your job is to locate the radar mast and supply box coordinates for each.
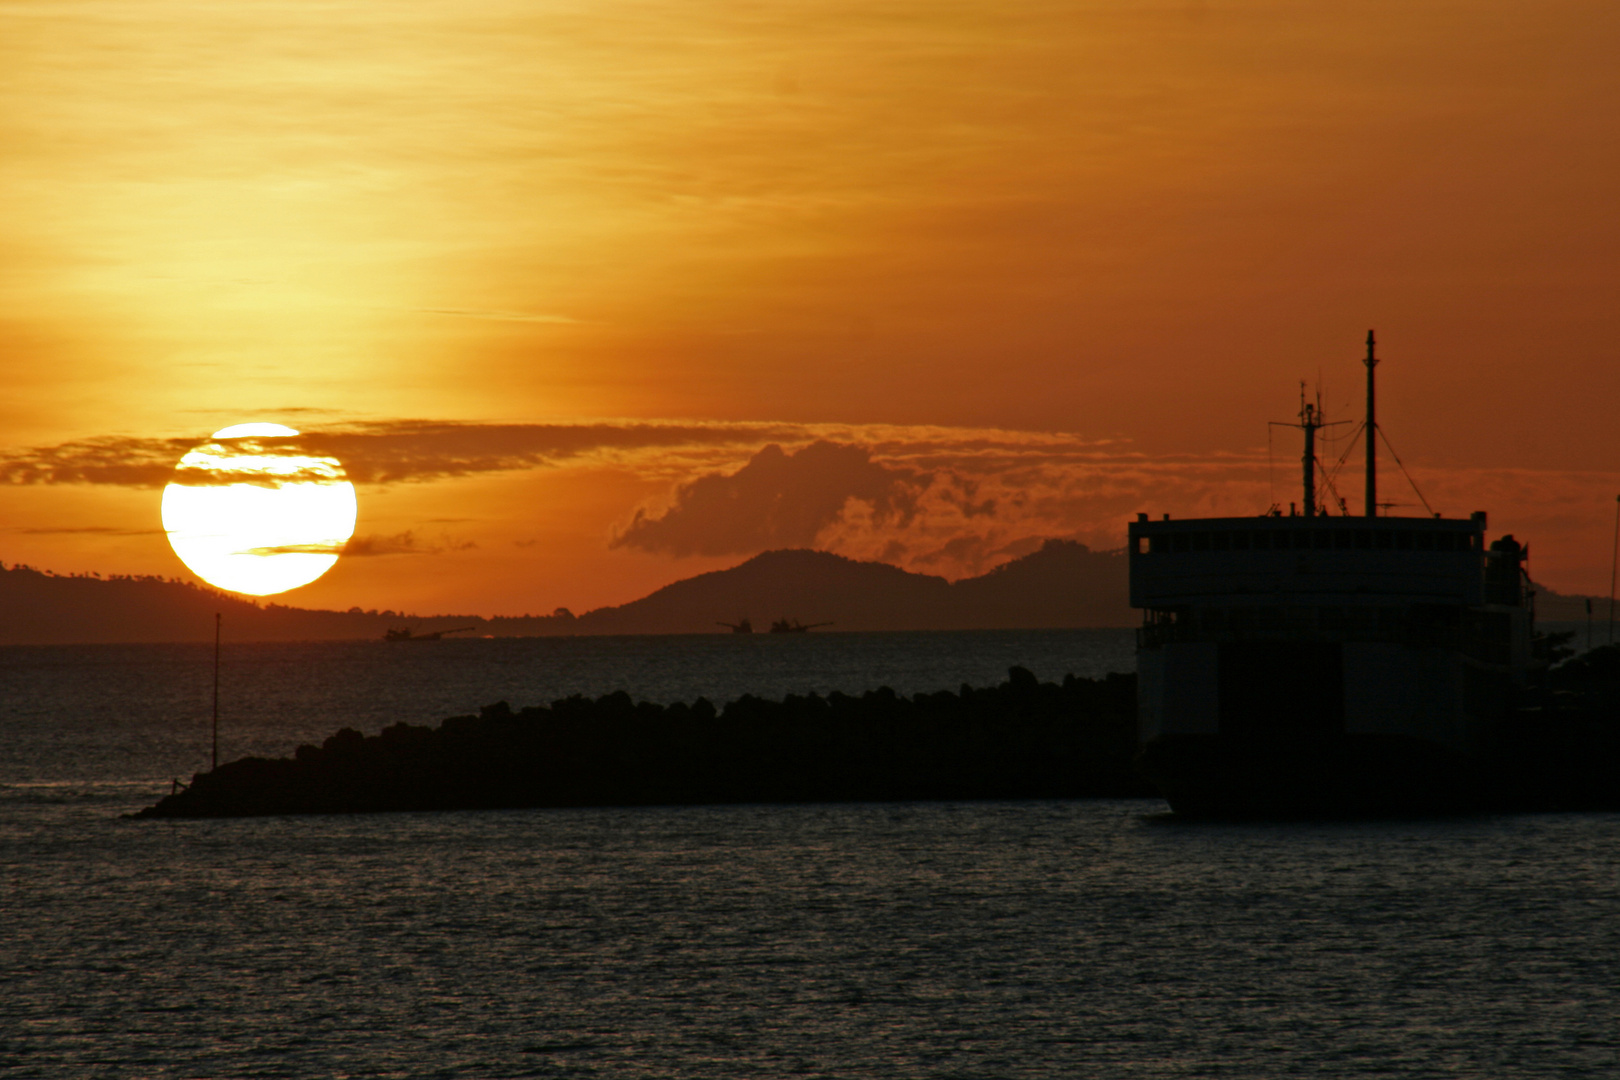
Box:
[1299,383,1323,517]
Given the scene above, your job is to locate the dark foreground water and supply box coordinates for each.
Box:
[4,631,1619,1077]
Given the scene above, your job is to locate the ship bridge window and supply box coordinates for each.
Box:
[1415,531,1434,551]
[1173,532,1190,553]
[1396,530,1413,550]
[1211,531,1230,552]
[1434,532,1455,552]
[1313,530,1332,550]
[1231,530,1250,550]
[1192,531,1211,551]
[1251,531,1271,550]
[1355,530,1373,549]
[1334,530,1354,549]
[1375,530,1394,550]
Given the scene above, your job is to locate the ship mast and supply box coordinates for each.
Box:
[1363,330,1378,517]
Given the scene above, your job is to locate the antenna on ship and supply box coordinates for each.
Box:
[1323,331,1435,517]
[1300,383,1323,517]
[1364,330,1379,517]
[1270,382,1345,516]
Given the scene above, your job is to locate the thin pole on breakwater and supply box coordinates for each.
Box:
[1364,329,1378,517]
[212,612,221,770]
[1610,497,1619,647]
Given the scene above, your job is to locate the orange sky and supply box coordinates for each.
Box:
[3,0,1618,615]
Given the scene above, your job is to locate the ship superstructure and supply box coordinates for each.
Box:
[1128,334,1532,814]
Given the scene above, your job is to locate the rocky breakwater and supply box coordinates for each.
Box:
[136,668,1150,818]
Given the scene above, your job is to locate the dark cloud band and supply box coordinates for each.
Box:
[0,420,802,489]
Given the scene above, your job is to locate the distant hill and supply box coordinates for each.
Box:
[0,566,471,645]
[11,545,1610,646]
[1530,585,1619,626]
[0,540,1132,645]
[571,542,1129,635]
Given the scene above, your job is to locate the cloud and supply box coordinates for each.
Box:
[14,525,165,536]
[0,420,800,489]
[10,416,1620,586]
[238,531,477,558]
[162,436,353,489]
[590,425,1281,576]
[0,433,349,489]
[612,440,928,557]
[0,419,1124,497]
[0,436,195,488]
[237,541,350,556]
[814,445,1286,577]
[296,421,791,485]
[343,531,478,557]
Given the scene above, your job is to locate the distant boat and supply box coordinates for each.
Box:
[717,618,754,634]
[383,626,477,642]
[769,618,833,633]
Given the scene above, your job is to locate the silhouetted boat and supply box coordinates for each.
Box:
[769,619,832,633]
[383,626,477,642]
[1130,333,1534,817]
[717,619,754,634]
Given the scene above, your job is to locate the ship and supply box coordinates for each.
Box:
[717,617,831,633]
[1128,333,1533,816]
[769,618,833,633]
[383,626,477,642]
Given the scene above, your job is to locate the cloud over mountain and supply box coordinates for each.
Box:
[612,441,927,557]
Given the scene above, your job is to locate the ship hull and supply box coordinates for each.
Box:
[1139,732,1484,818]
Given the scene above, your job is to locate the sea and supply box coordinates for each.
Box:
[3,629,1618,1078]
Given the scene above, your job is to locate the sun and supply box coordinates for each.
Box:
[162,423,358,596]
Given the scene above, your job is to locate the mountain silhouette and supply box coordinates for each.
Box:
[571,542,1129,634]
[0,566,444,645]
[2,540,1130,644]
